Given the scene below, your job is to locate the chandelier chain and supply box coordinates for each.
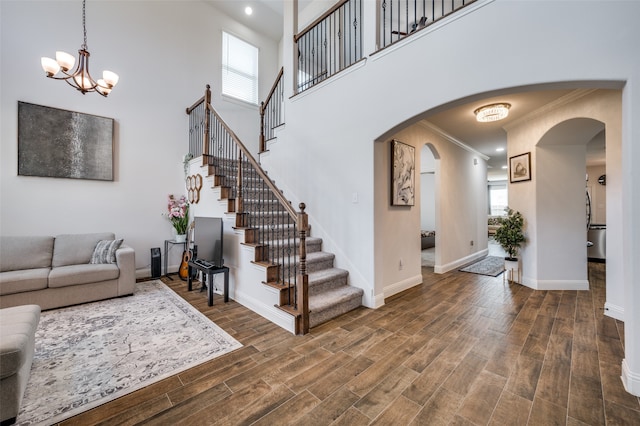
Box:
[82,0,88,50]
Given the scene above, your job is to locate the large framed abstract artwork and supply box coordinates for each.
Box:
[391,139,415,206]
[18,101,114,181]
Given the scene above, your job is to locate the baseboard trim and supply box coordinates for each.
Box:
[521,278,589,291]
[604,302,625,321]
[383,274,423,301]
[434,249,488,274]
[233,289,296,334]
[621,359,640,397]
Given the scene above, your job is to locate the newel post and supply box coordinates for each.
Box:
[202,84,212,166]
[259,101,266,153]
[297,203,309,334]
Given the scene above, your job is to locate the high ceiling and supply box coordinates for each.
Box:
[208,1,606,180]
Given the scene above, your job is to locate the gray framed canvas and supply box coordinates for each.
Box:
[391,139,415,206]
[18,101,114,181]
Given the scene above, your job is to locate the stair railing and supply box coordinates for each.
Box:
[259,67,284,153]
[186,85,310,334]
[294,0,363,94]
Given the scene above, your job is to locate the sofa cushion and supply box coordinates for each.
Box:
[0,236,54,272]
[0,305,40,379]
[52,233,115,267]
[0,268,49,295]
[48,263,119,288]
[90,239,124,264]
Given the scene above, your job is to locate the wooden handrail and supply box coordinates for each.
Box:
[206,103,298,221]
[294,0,351,42]
[186,94,206,114]
[260,67,284,116]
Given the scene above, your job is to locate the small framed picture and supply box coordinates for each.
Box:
[509,152,531,183]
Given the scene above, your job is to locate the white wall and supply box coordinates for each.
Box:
[0,1,279,275]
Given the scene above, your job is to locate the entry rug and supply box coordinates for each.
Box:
[459,256,505,277]
[16,280,242,425]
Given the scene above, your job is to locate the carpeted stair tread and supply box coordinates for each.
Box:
[308,268,349,295]
[309,286,364,328]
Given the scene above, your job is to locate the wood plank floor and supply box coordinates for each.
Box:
[58,262,640,425]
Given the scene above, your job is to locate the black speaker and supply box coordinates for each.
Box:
[150,247,161,279]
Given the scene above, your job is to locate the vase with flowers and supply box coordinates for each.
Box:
[166,194,189,242]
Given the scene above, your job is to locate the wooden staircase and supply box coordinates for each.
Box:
[201,156,363,330]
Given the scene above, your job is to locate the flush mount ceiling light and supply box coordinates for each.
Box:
[40,0,119,97]
[245,6,253,15]
[474,103,511,123]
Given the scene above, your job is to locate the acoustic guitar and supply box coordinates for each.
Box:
[178,222,195,281]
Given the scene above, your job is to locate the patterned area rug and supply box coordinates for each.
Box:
[16,280,242,425]
[459,256,505,277]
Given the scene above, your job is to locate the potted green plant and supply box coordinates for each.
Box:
[494,207,525,260]
[494,207,525,282]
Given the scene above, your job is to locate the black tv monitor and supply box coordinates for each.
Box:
[193,216,223,267]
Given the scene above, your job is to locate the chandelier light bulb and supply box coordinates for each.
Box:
[55,51,75,71]
[102,70,119,87]
[41,57,61,76]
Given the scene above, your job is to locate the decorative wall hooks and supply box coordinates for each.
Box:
[186,174,203,203]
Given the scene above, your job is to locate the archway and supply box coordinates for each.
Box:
[534,118,605,287]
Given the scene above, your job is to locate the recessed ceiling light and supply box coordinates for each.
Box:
[502,165,508,169]
[245,6,253,15]
[496,147,505,152]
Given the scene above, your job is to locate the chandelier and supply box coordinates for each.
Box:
[474,103,511,122]
[40,0,119,97]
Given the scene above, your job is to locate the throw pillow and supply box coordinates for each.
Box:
[90,239,124,264]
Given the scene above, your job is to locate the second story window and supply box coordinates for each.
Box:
[222,32,258,105]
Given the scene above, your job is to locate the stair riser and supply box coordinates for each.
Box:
[244,212,292,224]
[308,276,349,296]
[276,257,335,277]
[257,228,298,240]
[261,241,322,259]
[309,295,363,328]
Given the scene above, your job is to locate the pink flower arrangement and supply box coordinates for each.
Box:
[166,194,189,234]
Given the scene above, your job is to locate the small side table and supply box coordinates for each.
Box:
[187,261,229,306]
[164,239,186,280]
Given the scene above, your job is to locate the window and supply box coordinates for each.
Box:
[222,32,258,105]
[489,182,508,216]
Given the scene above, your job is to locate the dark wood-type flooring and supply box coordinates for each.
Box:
[59,262,640,425]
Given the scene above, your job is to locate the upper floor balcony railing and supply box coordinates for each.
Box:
[294,0,363,94]
[380,0,475,48]
[293,0,475,93]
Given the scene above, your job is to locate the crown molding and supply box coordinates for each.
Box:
[503,88,599,132]
[418,120,490,161]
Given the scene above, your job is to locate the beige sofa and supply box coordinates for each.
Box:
[0,233,135,311]
[0,305,40,425]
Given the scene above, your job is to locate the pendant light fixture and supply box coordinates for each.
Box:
[41,0,119,97]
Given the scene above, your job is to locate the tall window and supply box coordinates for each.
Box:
[222,32,258,105]
[488,182,508,216]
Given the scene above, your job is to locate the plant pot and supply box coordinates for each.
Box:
[504,257,521,283]
[175,234,186,243]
